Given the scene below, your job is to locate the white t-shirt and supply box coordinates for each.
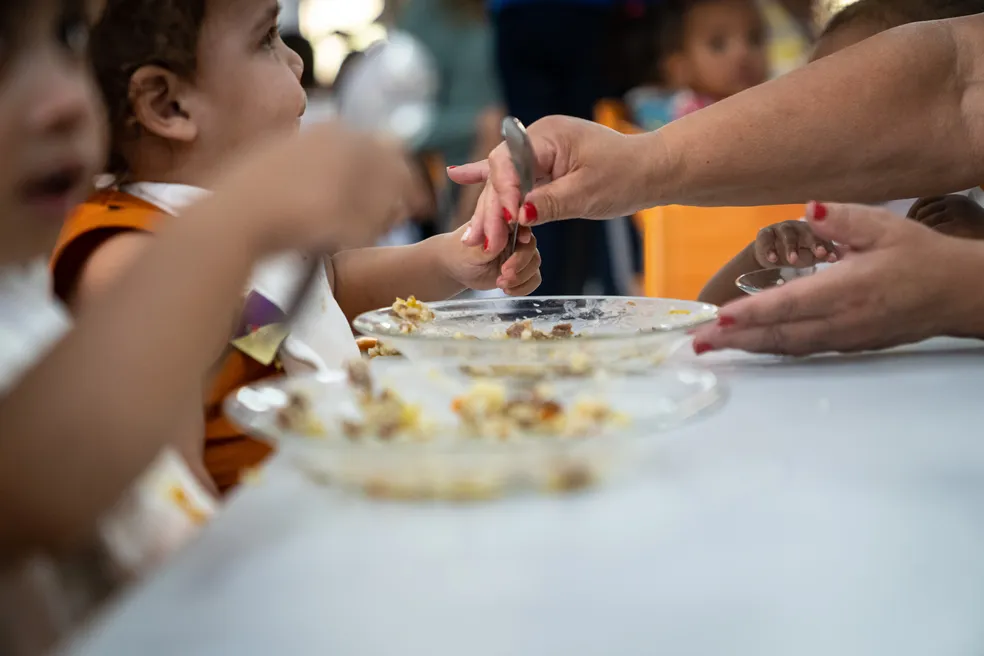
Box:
[125,182,359,373]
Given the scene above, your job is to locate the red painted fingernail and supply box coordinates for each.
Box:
[447,165,457,169]
[693,342,714,355]
[718,316,736,327]
[483,236,490,251]
[503,208,513,224]
[809,201,828,221]
[522,202,538,224]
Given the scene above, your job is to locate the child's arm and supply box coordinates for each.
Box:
[70,233,216,492]
[697,243,761,306]
[0,196,257,557]
[331,224,542,322]
[0,123,412,558]
[698,221,838,306]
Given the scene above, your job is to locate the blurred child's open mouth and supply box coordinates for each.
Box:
[21,165,86,218]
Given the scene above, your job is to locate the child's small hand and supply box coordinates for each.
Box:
[441,223,541,296]
[753,220,837,268]
[907,195,984,240]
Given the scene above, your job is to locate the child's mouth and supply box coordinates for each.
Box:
[21,165,86,217]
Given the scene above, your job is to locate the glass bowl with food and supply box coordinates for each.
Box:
[351,296,717,376]
[225,360,722,501]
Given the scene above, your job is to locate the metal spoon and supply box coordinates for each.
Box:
[501,116,536,258]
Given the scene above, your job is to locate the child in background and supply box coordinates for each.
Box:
[0,0,412,650]
[698,0,984,306]
[50,0,543,495]
[626,0,769,131]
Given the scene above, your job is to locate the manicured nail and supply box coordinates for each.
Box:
[808,201,828,221]
[521,202,538,224]
[483,236,490,251]
[503,208,513,224]
[693,342,714,355]
[461,226,472,242]
[718,316,736,327]
[447,165,457,169]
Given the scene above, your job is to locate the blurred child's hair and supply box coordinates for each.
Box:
[822,0,984,37]
[89,0,207,178]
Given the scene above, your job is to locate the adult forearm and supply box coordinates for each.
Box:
[0,194,258,555]
[332,235,464,322]
[648,16,984,207]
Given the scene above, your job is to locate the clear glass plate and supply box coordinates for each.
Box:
[736,266,818,295]
[225,363,723,500]
[352,296,717,372]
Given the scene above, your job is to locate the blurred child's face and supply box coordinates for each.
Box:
[673,0,769,99]
[809,21,883,62]
[0,0,106,264]
[183,0,305,172]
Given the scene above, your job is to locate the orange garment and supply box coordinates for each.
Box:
[51,190,277,493]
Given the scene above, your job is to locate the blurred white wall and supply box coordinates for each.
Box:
[281,0,300,31]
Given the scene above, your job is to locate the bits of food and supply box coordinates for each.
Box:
[341,361,428,440]
[451,381,627,440]
[391,296,434,324]
[499,319,577,341]
[276,391,326,436]
[357,337,402,359]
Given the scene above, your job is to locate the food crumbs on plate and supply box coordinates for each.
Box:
[391,296,435,323]
[545,464,595,493]
[668,309,691,315]
[276,391,326,436]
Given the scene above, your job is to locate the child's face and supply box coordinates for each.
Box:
[0,0,106,264]
[675,0,769,99]
[182,0,306,173]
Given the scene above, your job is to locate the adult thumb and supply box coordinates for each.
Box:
[806,201,894,252]
[521,174,592,225]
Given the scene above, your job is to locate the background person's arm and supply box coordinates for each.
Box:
[651,14,984,206]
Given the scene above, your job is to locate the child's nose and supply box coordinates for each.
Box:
[288,48,305,83]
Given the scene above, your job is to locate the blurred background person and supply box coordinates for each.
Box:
[626,0,770,131]
[490,0,625,296]
[398,0,504,232]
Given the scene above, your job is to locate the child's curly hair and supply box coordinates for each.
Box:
[822,0,984,37]
[89,0,207,178]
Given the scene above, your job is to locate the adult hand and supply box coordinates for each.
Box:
[448,115,657,254]
[691,202,984,356]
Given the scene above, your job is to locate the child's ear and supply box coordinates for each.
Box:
[128,66,197,143]
[662,53,691,89]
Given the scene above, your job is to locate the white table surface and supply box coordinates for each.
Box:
[68,338,984,656]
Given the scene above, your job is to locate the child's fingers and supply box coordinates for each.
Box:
[499,248,541,285]
[775,223,800,264]
[502,268,543,296]
[755,227,779,264]
[906,197,943,220]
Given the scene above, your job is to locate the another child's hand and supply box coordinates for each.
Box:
[907,195,984,239]
[753,220,837,268]
[440,223,541,296]
[218,122,415,255]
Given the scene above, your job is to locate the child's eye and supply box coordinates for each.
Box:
[261,25,280,49]
[708,35,726,53]
[58,14,90,56]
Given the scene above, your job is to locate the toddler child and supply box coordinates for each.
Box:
[50,0,543,494]
[626,0,769,131]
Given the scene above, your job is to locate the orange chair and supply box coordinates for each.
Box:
[593,99,804,300]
